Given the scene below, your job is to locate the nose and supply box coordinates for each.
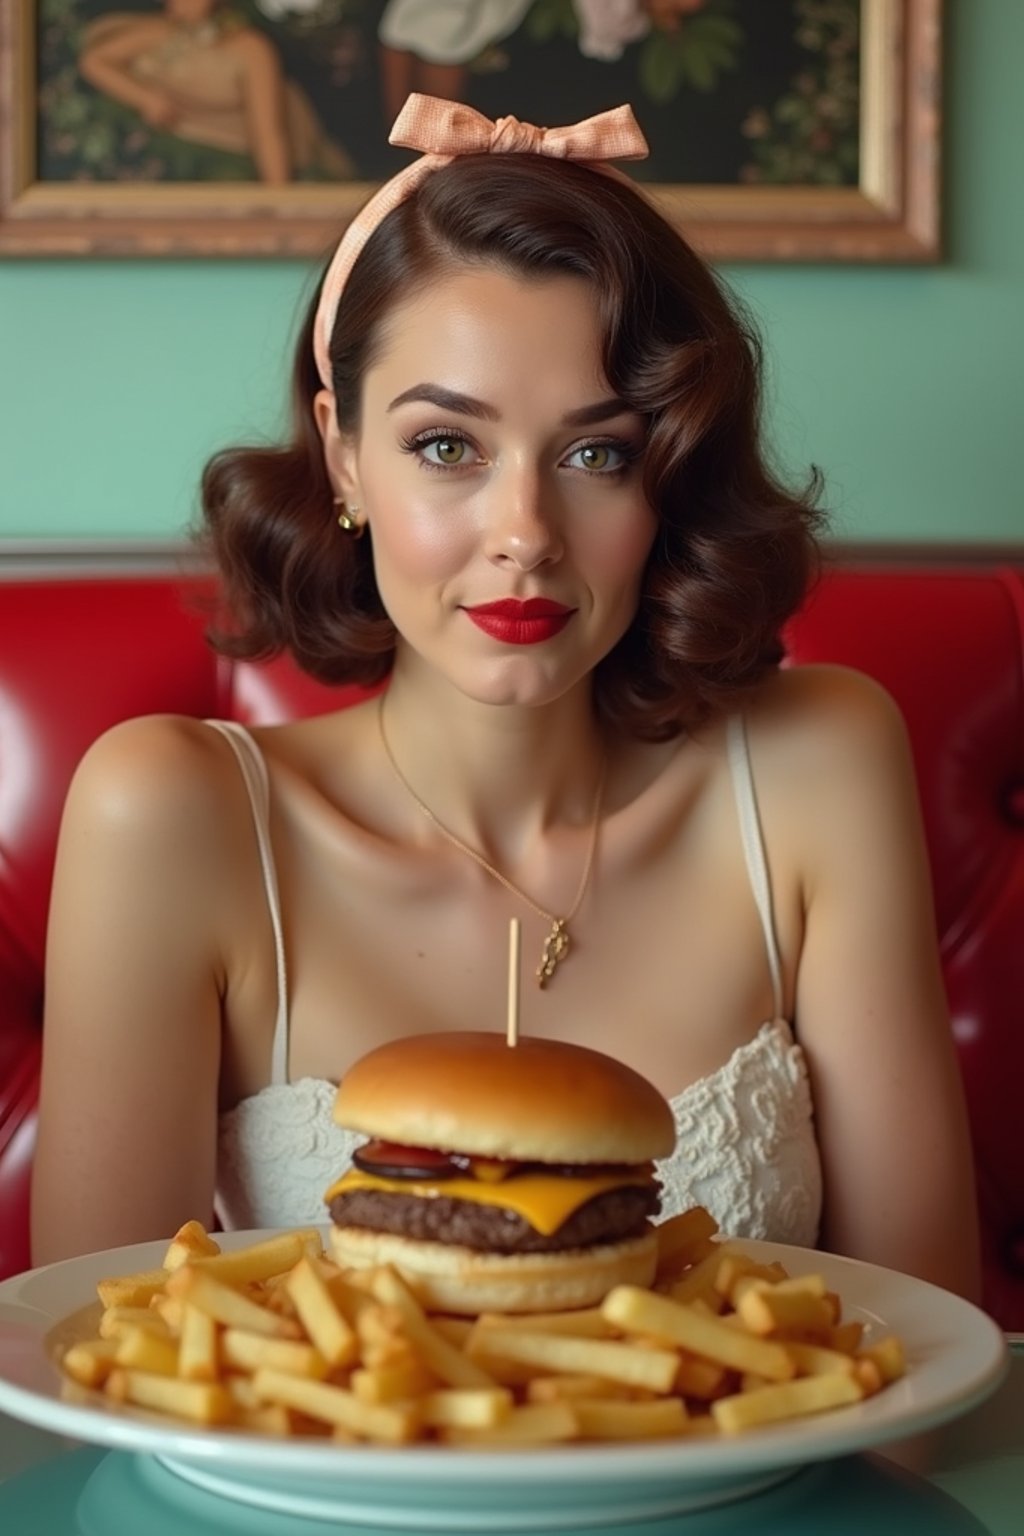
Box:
[483,467,564,572]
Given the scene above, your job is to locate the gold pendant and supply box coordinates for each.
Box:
[537,919,570,989]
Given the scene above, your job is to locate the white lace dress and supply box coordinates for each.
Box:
[209,719,823,1247]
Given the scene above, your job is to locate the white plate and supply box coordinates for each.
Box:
[0,1232,1008,1531]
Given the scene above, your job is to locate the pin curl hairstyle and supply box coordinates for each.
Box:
[200,154,825,740]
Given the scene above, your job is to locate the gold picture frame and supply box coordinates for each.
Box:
[0,0,941,261]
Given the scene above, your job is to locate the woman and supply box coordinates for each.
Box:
[32,97,979,1301]
[78,0,351,183]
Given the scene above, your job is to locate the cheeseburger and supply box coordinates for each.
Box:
[324,1031,676,1314]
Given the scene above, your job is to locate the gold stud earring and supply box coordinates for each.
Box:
[334,498,363,537]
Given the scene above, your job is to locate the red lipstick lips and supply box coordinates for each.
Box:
[463,599,574,645]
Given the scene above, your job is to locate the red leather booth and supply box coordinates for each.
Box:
[1,562,1022,1327]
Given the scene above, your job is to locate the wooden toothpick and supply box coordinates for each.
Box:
[507,918,521,1048]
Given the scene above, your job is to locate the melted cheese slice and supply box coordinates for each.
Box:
[324,1168,653,1238]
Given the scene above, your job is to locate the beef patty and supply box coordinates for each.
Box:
[328,1184,660,1254]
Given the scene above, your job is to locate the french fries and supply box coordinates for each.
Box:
[59,1213,906,1446]
[285,1259,359,1370]
[466,1326,680,1393]
[652,1206,720,1281]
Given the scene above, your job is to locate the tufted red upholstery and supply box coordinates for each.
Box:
[1,564,1022,1326]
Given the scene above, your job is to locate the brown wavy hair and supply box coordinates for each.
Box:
[200,154,825,740]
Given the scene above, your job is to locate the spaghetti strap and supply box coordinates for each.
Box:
[726,715,785,1020]
[204,720,290,1086]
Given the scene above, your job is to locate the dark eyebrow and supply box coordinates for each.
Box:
[561,397,638,427]
[387,385,497,421]
[387,385,638,428]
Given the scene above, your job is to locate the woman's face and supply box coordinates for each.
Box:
[324,266,657,708]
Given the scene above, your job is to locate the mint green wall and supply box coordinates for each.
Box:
[1,4,1020,545]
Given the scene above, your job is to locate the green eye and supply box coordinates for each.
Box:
[433,438,465,464]
[568,441,635,474]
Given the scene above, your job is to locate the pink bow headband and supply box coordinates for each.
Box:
[313,93,649,390]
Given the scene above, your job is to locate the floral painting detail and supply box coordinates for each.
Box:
[740,0,859,185]
[527,0,743,96]
[636,4,744,105]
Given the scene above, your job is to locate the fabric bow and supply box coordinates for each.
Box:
[388,94,649,164]
[314,94,649,388]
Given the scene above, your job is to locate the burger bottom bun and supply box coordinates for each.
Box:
[329,1226,658,1315]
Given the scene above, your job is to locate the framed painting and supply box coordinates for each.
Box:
[0,0,941,260]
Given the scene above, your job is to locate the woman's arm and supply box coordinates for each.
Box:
[233,30,290,184]
[31,717,236,1265]
[770,667,981,1301]
[78,19,180,128]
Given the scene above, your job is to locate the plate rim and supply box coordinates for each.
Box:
[0,1231,1010,1489]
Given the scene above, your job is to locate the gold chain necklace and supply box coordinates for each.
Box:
[378,700,605,988]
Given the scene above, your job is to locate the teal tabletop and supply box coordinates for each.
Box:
[1,1340,1021,1535]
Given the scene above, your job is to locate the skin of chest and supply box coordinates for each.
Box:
[216,707,802,1109]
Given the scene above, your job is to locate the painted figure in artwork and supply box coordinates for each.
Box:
[78,0,351,182]
[376,0,709,120]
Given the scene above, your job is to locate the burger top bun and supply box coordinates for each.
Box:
[333,1031,676,1164]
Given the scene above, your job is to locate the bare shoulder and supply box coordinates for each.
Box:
[84,16,173,48]
[737,665,920,882]
[229,26,281,66]
[745,663,911,781]
[63,714,253,860]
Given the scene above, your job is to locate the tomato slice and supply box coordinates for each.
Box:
[352,1140,462,1180]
